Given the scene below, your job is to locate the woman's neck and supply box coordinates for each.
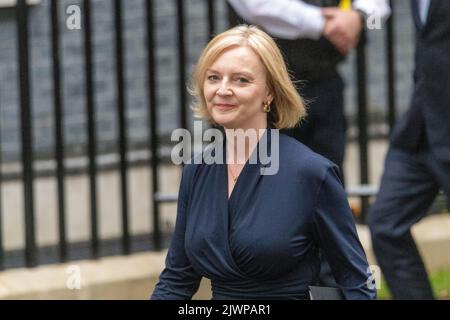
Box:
[225,127,267,165]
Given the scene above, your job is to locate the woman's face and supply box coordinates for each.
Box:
[203,46,272,130]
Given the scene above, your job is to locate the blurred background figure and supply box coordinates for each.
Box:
[368,0,450,300]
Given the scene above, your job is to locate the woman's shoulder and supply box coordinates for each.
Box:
[179,150,215,184]
[180,160,202,181]
[278,133,339,179]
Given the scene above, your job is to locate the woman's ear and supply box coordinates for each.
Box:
[266,93,274,105]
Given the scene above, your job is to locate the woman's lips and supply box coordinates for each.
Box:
[214,103,237,109]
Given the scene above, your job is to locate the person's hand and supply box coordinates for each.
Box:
[322,8,363,55]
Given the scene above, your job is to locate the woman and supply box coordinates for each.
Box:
[151,25,375,300]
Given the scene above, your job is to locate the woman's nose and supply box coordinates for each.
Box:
[216,81,232,96]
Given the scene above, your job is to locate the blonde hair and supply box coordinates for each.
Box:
[190,25,306,129]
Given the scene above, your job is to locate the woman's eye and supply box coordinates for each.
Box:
[207,75,219,81]
[236,77,249,83]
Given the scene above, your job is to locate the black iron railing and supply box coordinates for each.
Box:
[0,0,397,270]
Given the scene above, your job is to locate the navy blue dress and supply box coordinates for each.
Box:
[151,131,375,300]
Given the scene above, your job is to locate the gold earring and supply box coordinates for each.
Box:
[263,101,271,113]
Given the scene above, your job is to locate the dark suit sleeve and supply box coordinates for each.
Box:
[151,166,202,300]
[312,165,376,300]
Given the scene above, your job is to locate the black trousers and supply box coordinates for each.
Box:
[368,145,450,299]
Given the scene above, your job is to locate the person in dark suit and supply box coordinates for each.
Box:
[368,0,450,300]
[151,25,375,300]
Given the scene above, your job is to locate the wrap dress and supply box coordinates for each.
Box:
[151,130,375,300]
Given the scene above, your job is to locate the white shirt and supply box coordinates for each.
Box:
[418,0,431,23]
[227,0,391,40]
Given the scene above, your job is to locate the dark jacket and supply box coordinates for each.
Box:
[390,0,450,163]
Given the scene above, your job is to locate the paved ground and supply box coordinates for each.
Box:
[1,213,449,299]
